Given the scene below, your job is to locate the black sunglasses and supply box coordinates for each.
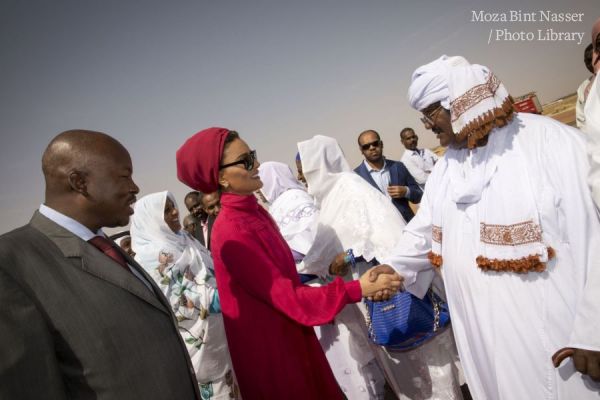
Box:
[360,140,382,151]
[220,150,257,171]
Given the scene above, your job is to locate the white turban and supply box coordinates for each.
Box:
[407,55,470,111]
[408,55,513,149]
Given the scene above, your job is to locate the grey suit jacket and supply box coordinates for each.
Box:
[0,212,201,400]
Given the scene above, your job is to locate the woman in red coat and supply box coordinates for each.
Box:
[176,127,401,400]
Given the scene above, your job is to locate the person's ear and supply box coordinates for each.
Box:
[68,170,88,195]
[218,172,230,189]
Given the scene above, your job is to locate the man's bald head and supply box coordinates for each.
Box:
[42,130,127,189]
[41,130,139,231]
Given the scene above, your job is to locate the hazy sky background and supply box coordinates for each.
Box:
[1,0,597,233]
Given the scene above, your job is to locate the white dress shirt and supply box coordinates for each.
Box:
[400,148,439,188]
[363,159,410,198]
[363,159,391,197]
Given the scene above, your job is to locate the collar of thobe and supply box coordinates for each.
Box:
[429,117,553,274]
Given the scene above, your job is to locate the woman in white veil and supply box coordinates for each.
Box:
[258,161,322,278]
[130,191,238,399]
[259,161,386,399]
[298,135,465,400]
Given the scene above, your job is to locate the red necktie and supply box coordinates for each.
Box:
[88,236,130,273]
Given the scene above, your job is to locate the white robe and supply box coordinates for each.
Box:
[401,148,439,188]
[585,75,600,208]
[571,73,600,354]
[384,113,600,399]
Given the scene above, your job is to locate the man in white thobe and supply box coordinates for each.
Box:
[563,16,600,383]
[399,127,439,189]
[383,55,600,399]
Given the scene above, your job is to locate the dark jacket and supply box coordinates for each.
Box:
[192,214,216,250]
[0,212,201,400]
[354,159,423,222]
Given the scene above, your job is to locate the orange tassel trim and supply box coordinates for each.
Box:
[476,246,555,273]
[455,96,516,149]
[428,251,443,269]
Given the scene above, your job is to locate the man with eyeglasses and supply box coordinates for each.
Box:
[382,55,600,399]
[354,129,422,222]
[399,127,439,190]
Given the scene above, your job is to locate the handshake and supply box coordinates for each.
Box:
[359,265,403,301]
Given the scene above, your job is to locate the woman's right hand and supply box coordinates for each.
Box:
[359,264,403,299]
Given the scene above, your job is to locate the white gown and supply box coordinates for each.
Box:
[299,135,464,400]
[384,113,600,399]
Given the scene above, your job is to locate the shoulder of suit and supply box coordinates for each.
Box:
[0,223,54,278]
[386,159,406,169]
[0,224,42,252]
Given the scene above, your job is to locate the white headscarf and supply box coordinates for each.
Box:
[258,161,306,203]
[259,161,319,256]
[130,191,212,282]
[298,135,407,267]
[298,135,352,206]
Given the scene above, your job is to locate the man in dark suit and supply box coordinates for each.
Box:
[184,191,218,249]
[354,129,422,222]
[0,130,201,399]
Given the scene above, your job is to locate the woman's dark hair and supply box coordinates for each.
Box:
[224,130,239,145]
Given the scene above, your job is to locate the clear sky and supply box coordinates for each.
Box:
[0,0,597,233]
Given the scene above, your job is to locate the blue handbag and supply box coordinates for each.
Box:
[348,249,450,351]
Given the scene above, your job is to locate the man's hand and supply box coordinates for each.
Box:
[552,347,600,381]
[366,264,404,301]
[328,252,350,276]
[573,349,600,381]
[387,185,407,199]
[368,264,397,282]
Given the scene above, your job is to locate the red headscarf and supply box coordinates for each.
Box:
[176,127,230,193]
